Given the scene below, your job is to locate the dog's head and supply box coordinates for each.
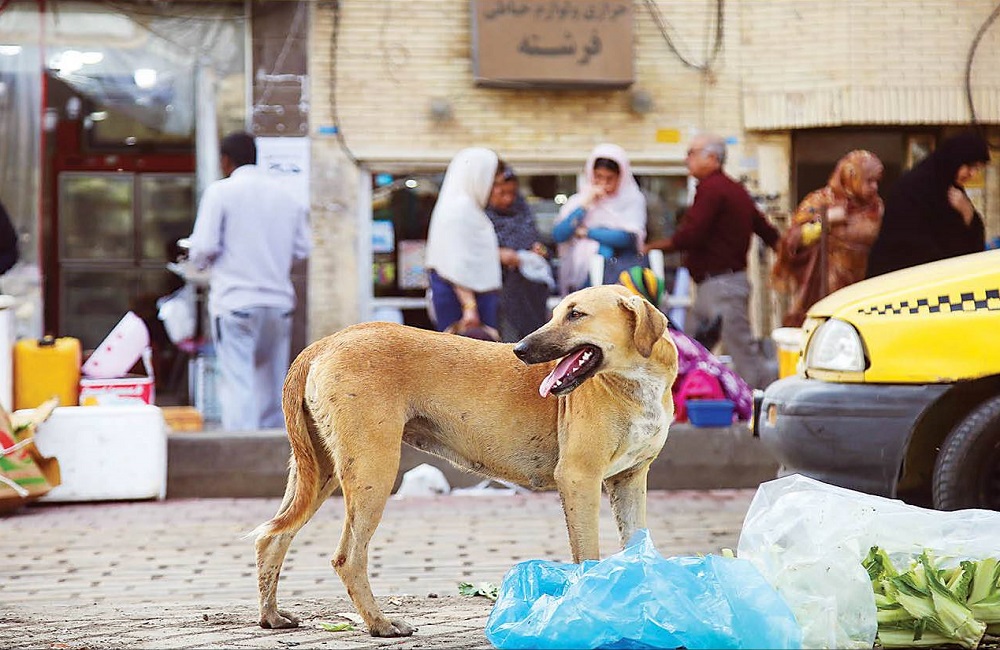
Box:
[512,285,668,397]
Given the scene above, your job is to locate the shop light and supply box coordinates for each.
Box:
[0,46,22,56]
[88,111,108,122]
[554,194,568,205]
[49,50,104,74]
[404,179,418,189]
[133,68,157,89]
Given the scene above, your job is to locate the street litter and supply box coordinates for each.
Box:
[485,529,800,650]
[459,581,498,601]
[737,474,1000,649]
[334,612,364,627]
[316,621,354,632]
[394,463,450,497]
[451,478,529,496]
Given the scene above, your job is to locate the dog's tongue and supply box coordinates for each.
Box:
[539,349,588,398]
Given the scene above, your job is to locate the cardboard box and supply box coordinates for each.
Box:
[0,399,60,512]
[161,405,203,432]
[79,347,155,406]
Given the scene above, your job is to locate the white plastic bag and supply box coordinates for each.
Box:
[737,474,1000,649]
[394,463,450,497]
[157,285,196,345]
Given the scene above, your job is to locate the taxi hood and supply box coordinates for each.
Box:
[807,250,1000,322]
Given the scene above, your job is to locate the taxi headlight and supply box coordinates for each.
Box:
[804,318,866,372]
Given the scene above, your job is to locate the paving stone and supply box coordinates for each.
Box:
[1,490,755,648]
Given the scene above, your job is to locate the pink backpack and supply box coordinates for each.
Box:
[673,369,725,423]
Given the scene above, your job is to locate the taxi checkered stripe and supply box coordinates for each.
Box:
[857,288,1000,316]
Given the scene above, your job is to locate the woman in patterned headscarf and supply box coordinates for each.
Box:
[486,163,553,342]
[772,149,885,327]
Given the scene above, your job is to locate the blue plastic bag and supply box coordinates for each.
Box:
[485,529,801,649]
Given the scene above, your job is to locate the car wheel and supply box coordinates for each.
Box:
[932,395,1000,511]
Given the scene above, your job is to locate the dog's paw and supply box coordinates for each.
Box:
[259,609,300,629]
[369,618,415,637]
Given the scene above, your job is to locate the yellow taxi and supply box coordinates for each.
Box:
[756,249,1000,510]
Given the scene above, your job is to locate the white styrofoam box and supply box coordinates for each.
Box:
[26,405,167,502]
[0,294,14,412]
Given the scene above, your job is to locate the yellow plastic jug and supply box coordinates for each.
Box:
[13,336,82,409]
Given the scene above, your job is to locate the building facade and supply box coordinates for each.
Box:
[306,0,1000,340]
[1,0,999,403]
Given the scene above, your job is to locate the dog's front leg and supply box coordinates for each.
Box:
[604,461,652,549]
[554,453,606,562]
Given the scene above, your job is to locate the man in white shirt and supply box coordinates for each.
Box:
[187,132,311,431]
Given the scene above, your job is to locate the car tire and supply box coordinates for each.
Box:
[932,394,1000,511]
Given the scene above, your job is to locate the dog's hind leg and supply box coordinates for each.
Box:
[256,462,339,629]
[331,424,414,638]
[604,461,652,549]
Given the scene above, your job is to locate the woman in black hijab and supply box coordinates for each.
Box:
[866,131,990,278]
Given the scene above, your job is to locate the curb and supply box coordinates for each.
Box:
[166,424,779,498]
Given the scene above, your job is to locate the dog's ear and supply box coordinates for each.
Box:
[618,295,668,358]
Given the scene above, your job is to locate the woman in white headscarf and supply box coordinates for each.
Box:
[425,147,503,333]
[552,143,647,295]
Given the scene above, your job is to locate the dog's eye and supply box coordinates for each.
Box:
[567,308,585,321]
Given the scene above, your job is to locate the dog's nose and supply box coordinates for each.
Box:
[512,340,531,362]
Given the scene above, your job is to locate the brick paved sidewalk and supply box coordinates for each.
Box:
[0,489,755,649]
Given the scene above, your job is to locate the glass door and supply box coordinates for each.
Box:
[58,171,193,350]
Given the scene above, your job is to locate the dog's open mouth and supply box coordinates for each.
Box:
[538,345,602,397]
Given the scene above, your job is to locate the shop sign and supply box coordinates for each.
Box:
[472,0,634,89]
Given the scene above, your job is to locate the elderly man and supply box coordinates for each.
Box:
[643,133,779,389]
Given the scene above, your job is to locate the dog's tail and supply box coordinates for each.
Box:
[249,341,326,539]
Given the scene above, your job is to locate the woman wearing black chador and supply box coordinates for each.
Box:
[866,131,990,278]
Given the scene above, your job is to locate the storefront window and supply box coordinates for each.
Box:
[370,169,690,327]
[42,1,246,149]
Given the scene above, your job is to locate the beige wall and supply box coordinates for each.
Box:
[306,0,999,340]
[309,1,752,168]
[740,2,1000,128]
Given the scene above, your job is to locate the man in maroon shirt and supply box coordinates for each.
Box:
[644,133,780,388]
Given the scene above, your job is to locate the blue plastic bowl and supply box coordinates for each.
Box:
[686,399,735,427]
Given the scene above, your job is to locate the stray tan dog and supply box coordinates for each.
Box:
[253,284,678,637]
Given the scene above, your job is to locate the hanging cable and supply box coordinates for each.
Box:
[328,0,358,166]
[965,0,1000,148]
[642,0,724,73]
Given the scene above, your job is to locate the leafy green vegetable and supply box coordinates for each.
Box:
[865,546,1000,649]
[459,581,498,601]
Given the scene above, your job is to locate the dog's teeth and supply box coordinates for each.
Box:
[582,351,592,360]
